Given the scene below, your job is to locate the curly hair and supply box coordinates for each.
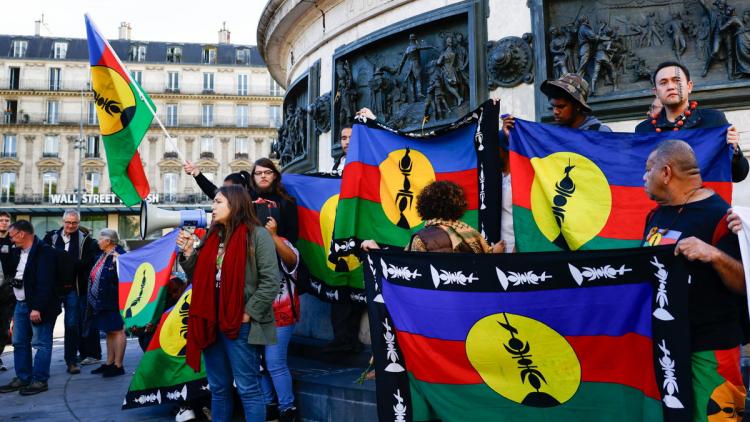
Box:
[415,181,467,221]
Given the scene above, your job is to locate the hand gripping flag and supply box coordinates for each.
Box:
[365,246,692,421]
[509,120,732,252]
[123,285,209,409]
[330,102,503,289]
[85,14,153,206]
[118,230,179,330]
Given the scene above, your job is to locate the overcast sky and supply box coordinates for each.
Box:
[0,0,265,45]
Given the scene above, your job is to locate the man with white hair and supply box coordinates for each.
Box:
[42,210,100,374]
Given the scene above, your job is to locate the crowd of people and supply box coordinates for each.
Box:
[0,59,747,421]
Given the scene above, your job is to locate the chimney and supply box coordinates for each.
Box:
[119,22,132,40]
[218,22,230,45]
[34,15,43,36]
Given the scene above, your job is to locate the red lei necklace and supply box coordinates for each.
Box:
[652,101,698,132]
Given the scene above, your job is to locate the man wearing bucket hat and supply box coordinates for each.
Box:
[502,73,611,138]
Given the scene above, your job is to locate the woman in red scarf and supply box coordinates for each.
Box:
[177,185,280,422]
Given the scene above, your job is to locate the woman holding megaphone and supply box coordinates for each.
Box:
[177,185,280,422]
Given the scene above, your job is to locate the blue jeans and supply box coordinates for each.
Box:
[61,290,80,365]
[262,324,295,411]
[13,301,54,383]
[203,323,265,422]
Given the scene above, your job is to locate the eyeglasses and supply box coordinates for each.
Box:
[8,231,19,239]
[63,221,79,226]
[254,170,274,176]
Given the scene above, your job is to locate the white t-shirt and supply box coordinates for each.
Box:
[13,247,30,301]
[500,174,515,253]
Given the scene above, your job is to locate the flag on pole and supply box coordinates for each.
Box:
[85,14,153,206]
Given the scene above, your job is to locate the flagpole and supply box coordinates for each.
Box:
[85,14,185,162]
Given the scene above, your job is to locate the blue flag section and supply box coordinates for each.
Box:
[365,246,692,422]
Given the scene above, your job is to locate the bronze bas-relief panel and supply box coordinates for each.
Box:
[535,0,750,119]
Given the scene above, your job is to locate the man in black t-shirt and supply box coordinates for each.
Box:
[642,139,746,420]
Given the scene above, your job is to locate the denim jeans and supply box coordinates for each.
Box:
[78,294,101,360]
[61,290,80,365]
[13,301,54,382]
[203,323,265,422]
[261,324,295,411]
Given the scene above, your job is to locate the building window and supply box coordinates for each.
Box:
[203,73,214,93]
[166,46,182,63]
[12,40,27,58]
[236,105,248,128]
[202,47,217,64]
[235,136,249,159]
[47,101,59,124]
[270,105,281,128]
[163,172,178,202]
[9,67,20,90]
[129,45,147,62]
[88,101,98,125]
[167,71,179,92]
[49,68,61,91]
[236,48,251,64]
[43,172,58,201]
[202,104,213,127]
[2,134,17,157]
[270,79,283,96]
[0,172,15,202]
[165,136,178,154]
[85,172,101,194]
[166,104,178,127]
[86,135,99,158]
[130,70,142,85]
[43,135,59,157]
[200,136,214,155]
[238,74,248,96]
[53,42,68,59]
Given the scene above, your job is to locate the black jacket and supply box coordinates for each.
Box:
[16,237,61,322]
[43,228,100,295]
[635,107,749,182]
[0,235,16,284]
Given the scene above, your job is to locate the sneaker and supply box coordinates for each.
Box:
[79,357,101,366]
[279,406,298,422]
[67,363,81,374]
[266,403,279,421]
[175,406,196,422]
[0,377,29,393]
[201,406,212,421]
[102,365,125,378]
[19,381,48,396]
[91,363,113,374]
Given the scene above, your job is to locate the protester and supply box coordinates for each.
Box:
[0,221,59,395]
[178,185,279,422]
[635,61,748,182]
[42,209,101,374]
[502,73,612,137]
[85,229,127,378]
[262,222,301,422]
[642,139,746,418]
[332,125,352,175]
[0,211,15,372]
[183,161,252,198]
[362,181,504,253]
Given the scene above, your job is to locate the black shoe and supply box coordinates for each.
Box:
[19,381,48,396]
[279,406,298,422]
[266,403,279,421]
[67,363,81,374]
[91,363,113,374]
[102,365,125,378]
[0,377,29,393]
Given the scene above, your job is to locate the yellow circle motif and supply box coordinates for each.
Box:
[378,148,436,230]
[90,66,136,135]
[530,152,611,251]
[159,289,191,357]
[466,313,581,407]
[124,262,156,320]
[321,194,361,272]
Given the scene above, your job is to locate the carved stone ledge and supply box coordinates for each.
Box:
[487,33,534,89]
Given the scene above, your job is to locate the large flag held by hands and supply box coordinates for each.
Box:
[85,14,153,206]
[509,120,732,252]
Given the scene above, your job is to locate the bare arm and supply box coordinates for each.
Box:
[675,237,746,294]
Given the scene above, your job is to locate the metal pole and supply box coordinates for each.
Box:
[76,86,85,213]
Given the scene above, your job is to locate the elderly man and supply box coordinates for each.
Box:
[642,139,746,420]
[0,221,60,395]
[43,210,100,374]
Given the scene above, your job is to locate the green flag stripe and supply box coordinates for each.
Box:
[128,348,205,390]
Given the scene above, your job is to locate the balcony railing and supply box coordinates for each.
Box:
[234,152,249,160]
[199,151,214,159]
[0,151,17,158]
[163,151,179,159]
[42,152,59,158]
[84,152,100,158]
[0,112,281,129]
[0,78,90,92]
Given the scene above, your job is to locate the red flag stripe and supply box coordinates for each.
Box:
[127,151,150,199]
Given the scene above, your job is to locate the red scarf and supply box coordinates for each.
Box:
[186,224,248,371]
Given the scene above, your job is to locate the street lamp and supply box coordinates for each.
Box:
[74,82,89,212]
